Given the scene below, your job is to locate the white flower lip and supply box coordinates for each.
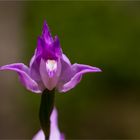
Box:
[46,60,57,72]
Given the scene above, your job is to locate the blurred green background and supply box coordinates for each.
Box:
[0,1,140,139]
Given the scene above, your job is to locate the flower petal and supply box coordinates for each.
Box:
[53,36,62,57]
[58,63,101,92]
[56,54,72,90]
[59,54,71,77]
[40,59,61,90]
[61,53,71,65]
[35,37,43,58]
[49,108,65,140]
[32,108,65,140]
[32,130,45,140]
[42,20,53,45]
[29,51,45,91]
[0,63,41,93]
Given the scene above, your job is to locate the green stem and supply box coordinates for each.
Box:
[39,89,55,140]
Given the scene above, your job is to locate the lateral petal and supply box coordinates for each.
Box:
[0,63,41,93]
[58,63,101,92]
[29,51,45,91]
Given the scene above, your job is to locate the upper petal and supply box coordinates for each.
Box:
[0,63,41,93]
[57,63,101,92]
[39,21,62,60]
[40,35,62,60]
[42,20,53,45]
[53,36,62,58]
[35,37,43,58]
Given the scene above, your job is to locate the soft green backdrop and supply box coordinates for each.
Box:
[22,1,140,139]
[0,1,140,139]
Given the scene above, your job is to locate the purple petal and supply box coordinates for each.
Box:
[59,54,71,76]
[49,108,65,140]
[40,22,62,60]
[61,54,71,65]
[32,130,45,140]
[0,63,41,93]
[29,51,45,91]
[42,20,53,45]
[29,52,40,81]
[53,36,62,58]
[32,108,65,140]
[56,54,72,91]
[57,63,101,92]
[35,37,43,58]
[39,59,61,90]
[40,36,62,60]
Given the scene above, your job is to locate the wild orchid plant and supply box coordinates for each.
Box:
[0,21,101,140]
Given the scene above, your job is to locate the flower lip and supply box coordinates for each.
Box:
[46,60,57,71]
[46,59,57,78]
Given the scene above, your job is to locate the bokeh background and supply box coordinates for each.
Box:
[0,1,140,139]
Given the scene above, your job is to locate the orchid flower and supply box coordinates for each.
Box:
[33,107,65,140]
[0,21,101,93]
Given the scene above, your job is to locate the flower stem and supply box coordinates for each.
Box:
[39,89,55,140]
